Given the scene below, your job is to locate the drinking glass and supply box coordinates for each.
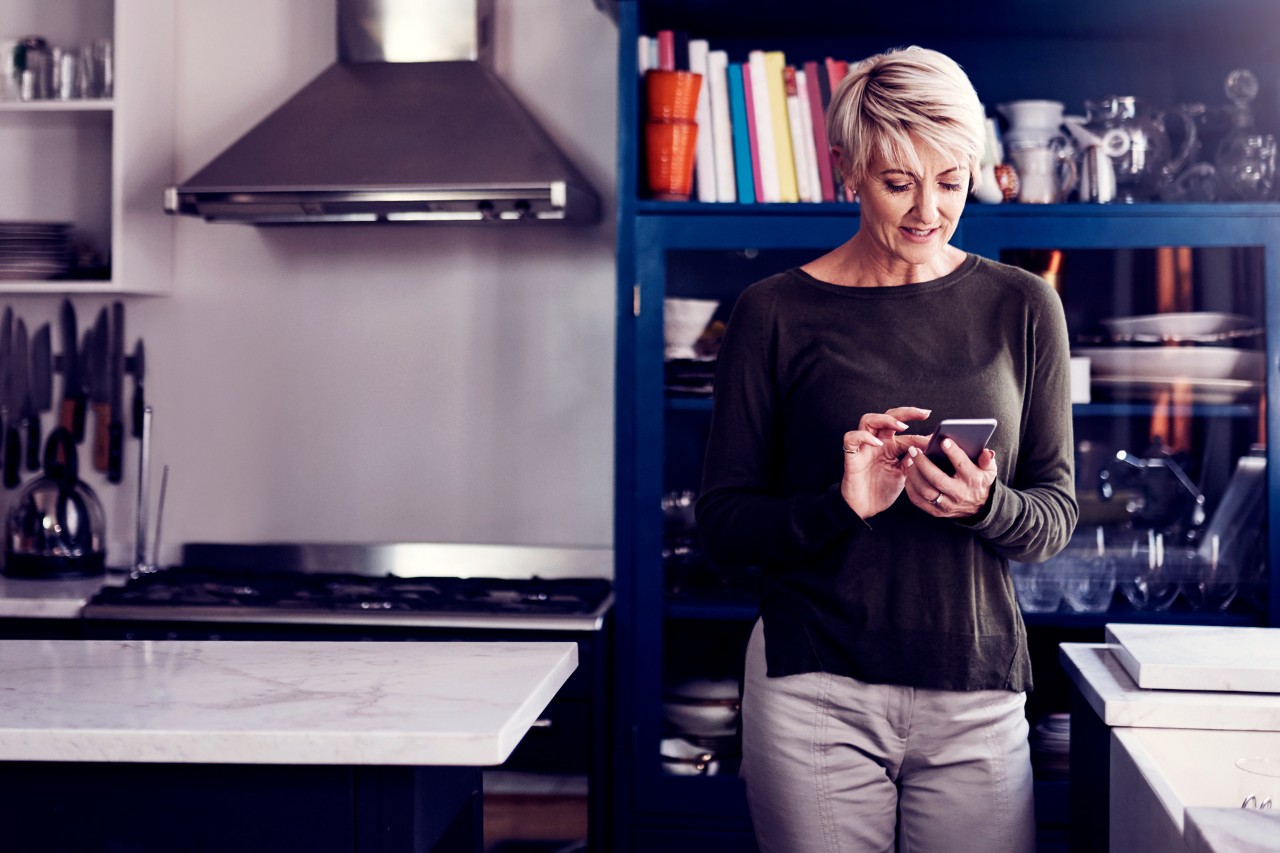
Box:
[1116,529,1179,611]
[1236,756,1280,810]
[1057,529,1116,613]
[1010,560,1062,612]
[1174,534,1239,611]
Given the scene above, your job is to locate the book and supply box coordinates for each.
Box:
[825,57,849,93]
[747,51,780,203]
[706,50,737,203]
[741,62,766,202]
[656,30,675,71]
[794,68,824,202]
[824,58,854,200]
[726,62,756,204]
[672,31,690,71]
[763,51,798,203]
[785,66,815,202]
[688,39,717,203]
[802,60,836,202]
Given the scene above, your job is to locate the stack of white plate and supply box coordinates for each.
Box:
[0,221,73,281]
[661,677,741,775]
[1030,713,1070,778]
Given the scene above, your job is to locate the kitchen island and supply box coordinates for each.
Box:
[0,638,577,851]
[1061,628,1280,853]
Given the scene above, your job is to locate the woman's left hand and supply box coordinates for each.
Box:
[902,438,998,518]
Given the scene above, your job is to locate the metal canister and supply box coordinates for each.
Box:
[53,46,78,99]
[18,35,51,100]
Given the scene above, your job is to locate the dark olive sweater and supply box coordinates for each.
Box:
[696,254,1078,692]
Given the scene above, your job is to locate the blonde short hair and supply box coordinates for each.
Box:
[826,46,986,192]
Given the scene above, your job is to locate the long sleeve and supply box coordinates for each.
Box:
[696,281,863,567]
[964,282,1078,562]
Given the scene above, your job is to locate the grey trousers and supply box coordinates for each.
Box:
[741,619,1036,853]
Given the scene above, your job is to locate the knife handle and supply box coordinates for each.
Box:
[107,420,124,484]
[60,396,87,443]
[3,427,20,488]
[92,401,110,472]
[25,417,40,472]
[132,384,144,439]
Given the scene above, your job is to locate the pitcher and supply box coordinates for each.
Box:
[1008,139,1078,203]
[1084,96,1197,202]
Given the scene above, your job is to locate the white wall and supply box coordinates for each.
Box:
[33,0,619,564]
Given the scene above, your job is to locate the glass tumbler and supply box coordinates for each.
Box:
[1174,535,1239,611]
[1057,548,1116,613]
[1117,530,1179,611]
[1236,756,1280,810]
[1010,560,1063,612]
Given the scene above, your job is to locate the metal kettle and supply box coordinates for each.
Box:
[3,427,106,579]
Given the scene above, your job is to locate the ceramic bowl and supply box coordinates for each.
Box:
[663,298,719,361]
[660,736,720,776]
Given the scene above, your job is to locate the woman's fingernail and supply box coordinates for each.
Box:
[872,437,884,446]
[908,447,918,458]
[896,421,909,430]
[942,438,953,449]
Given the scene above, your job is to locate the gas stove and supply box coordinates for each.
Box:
[81,543,614,632]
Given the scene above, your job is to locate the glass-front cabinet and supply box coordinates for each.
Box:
[602,1,1280,850]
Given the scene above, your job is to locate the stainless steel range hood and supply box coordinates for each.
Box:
[165,0,599,224]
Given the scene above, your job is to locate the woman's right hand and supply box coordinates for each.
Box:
[840,407,932,519]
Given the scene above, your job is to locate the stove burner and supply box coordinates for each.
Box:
[87,569,613,625]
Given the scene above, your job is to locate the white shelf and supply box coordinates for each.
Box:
[0,99,114,112]
[0,0,174,295]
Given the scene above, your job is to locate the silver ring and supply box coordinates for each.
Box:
[844,446,859,454]
[931,492,944,506]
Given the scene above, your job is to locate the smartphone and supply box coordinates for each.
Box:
[923,418,997,470]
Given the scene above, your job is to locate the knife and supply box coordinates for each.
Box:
[28,323,52,471]
[107,301,125,484]
[128,338,146,439]
[57,299,86,443]
[90,307,110,473]
[6,318,28,488]
[0,307,12,485]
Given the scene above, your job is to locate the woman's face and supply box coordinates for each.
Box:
[853,143,969,276]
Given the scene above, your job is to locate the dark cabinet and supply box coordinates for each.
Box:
[600,1,1280,849]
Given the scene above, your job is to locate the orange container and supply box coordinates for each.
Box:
[646,120,699,201]
[646,69,703,122]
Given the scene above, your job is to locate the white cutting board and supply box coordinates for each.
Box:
[1105,624,1280,693]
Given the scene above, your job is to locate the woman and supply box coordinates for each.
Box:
[695,47,1077,852]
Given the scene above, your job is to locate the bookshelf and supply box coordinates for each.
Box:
[602,2,1280,851]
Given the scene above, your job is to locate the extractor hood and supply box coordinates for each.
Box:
[165,0,599,224]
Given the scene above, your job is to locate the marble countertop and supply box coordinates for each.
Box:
[1060,643,1280,730]
[0,573,118,619]
[1185,807,1280,853]
[0,639,577,766]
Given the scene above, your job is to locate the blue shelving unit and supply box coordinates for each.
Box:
[605,2,1280,850]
